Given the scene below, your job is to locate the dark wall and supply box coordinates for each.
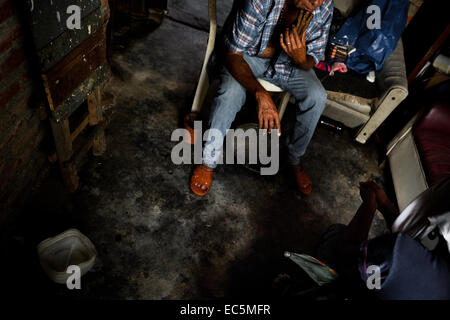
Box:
[0,0,51,223]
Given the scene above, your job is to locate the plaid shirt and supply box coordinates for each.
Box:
[224,0,333,81]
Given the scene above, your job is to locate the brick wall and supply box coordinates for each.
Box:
[0,0,51,224]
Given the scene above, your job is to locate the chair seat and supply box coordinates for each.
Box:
[315,68,379,99]
[414,101,450,185]
[257,78,284,92]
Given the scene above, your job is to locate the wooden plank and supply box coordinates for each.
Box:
[70,114,90,142]
[37,7,105,72]
[59,160,79,192]
[113,0,147,17]
[24,0,101,50]
[72,121,107,172]
[50,118,72,162]
[101,0,111,23]
[42,27,107,111]
[51,64,108,122]
[59,121,107,192]
[87,86,106,155]
[92,127,106,156]
[407,24,450,84]
[87,86,103,125]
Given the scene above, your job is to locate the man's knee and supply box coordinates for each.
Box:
[210,69,246,124]
[315,85,327,108]
[216,70,246,105]
[300,82,327,112]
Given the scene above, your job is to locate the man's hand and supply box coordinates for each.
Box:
[280,26,306,64]
[225,51,281,135]
[280,26,315,70]
[255,90,281,135]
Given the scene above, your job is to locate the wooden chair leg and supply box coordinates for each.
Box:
[50,86,107,192]
[88,86,106,156]
[88,86,103,125]
[278,92,291,121]
[93,129,107,156]
[59,161,79,192]
[50,118,73,162]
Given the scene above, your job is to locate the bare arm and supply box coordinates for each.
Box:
[346,200,378,245]
[225,50,266,96]
[225,50,281,135]
[345,180,400,246]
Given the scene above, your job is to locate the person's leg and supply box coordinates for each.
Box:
[344,181,400,243]
[202,55,271,168]
[318,184,378,286]
[280,68,327,165]
[192,66,247,195]
[192,55,270,195]
[344,201,378,248]
[373,184,400,230]
[271,67,326,194]
[201,67,246,168]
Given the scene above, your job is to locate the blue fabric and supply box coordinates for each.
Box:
[330,0,409,74]
[360,233,450,300]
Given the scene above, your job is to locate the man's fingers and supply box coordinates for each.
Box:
[258,112,263,130]
[263,116,269,132]
[274,113,281,136]
[290,26,298,48]
[268,117,273,133]
[292,26,301,47]
[289,28,297,48]
[285,28,291,47]
[280,34,288,52]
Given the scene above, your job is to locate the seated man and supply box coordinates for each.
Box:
[190,0,334,196]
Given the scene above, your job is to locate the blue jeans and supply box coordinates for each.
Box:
[203,54,327,168]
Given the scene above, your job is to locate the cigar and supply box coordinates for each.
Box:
[335,48,348,55]
[296,10,305,30]
[330,44,348,55]
[295,9,313,36]
[302,12,313,34]
[329,50,347,60]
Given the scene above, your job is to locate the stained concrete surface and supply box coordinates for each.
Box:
[1,1,393,300]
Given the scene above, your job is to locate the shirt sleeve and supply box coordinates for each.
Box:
[306,1,333,64]
[223,0,267,54]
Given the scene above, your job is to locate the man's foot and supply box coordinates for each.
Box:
[190,164,214,196]
[291,163,312,195]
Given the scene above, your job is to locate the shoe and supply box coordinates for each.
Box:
[190,164,214,196]
[292,163,312,195]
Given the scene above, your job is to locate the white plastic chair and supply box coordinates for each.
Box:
[190,0,291,121]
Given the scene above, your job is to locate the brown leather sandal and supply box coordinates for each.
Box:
[190,164,214,196]
[292,163,312,195]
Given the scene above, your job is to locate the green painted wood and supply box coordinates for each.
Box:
[51,64,108,122]
[37,7,103,72]
[24,0,101,50]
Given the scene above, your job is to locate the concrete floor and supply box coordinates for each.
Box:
[1,1,392,299]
